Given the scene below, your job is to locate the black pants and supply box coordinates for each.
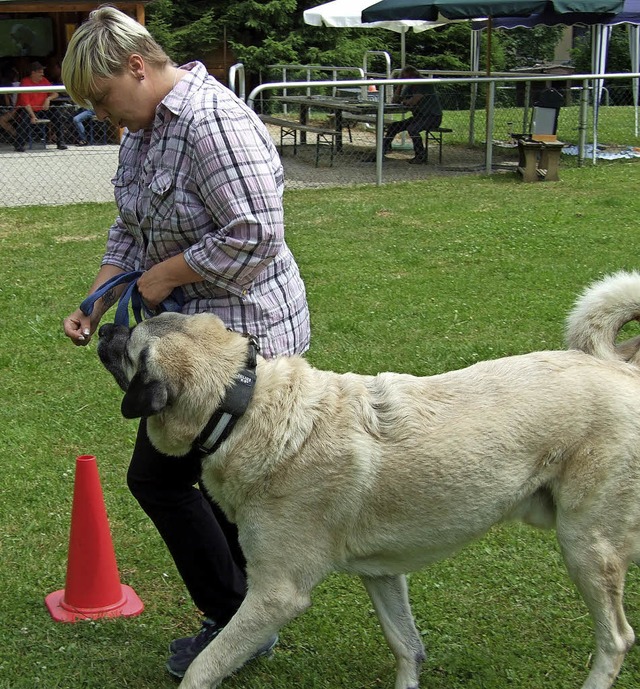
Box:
[14,106,66,148]
[127,419,247,625]
[384,111,443,157]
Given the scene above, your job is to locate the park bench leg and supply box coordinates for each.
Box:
[539,143,563,182]
[279,126,297,156]
[517,141,543,182]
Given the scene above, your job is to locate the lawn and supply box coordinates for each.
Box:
[1,160,640,689]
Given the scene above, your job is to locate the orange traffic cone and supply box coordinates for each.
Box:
[45,455,144,622]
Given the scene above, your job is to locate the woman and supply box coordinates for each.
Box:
[0,65,19,141]
[61,6,310,678]
[383,65,442,165]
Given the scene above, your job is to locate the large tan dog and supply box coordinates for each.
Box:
[97,271,640,689]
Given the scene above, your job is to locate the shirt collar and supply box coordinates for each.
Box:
[161,60,209,117]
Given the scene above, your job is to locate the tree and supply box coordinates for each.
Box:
[571,25,635,104]
[496,26,564,70]
[144,1,568,86]
[572,25,633,74]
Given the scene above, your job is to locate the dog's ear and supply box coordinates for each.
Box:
[121,373,169,419]
[120,349,169,419]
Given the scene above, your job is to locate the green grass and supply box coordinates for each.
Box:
[307,103,640,149]
[1,161,640,688]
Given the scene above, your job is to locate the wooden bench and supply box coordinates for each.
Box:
[341,111,393,141]
[425,127,453,164]
[28,118,50,149]
[517,139,564,182]
[259,115,339,167]
[342,114,452,163]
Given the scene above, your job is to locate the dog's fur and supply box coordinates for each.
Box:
[98,270,640,689]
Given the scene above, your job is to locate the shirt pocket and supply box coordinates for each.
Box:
[112,165,140,228]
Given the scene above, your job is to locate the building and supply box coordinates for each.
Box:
[0,1,150,80]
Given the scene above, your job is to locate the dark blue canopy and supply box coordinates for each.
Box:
[472,0,640,27]
[362,0,625,22]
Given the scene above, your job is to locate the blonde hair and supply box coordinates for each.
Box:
[61,5,171,107]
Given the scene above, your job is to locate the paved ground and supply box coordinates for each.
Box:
[0,142,120,207]
[0,131,516,207]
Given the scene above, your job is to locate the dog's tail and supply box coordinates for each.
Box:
[566,270,640,364]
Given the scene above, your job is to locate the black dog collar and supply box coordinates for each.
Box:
[192,334,259,458]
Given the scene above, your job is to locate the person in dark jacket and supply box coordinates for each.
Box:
[383,65,442,164]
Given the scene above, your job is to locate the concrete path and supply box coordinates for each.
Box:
[1,143,120,207]
[0,134,503,207]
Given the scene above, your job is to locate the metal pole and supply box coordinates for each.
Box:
[578,78,589,167]
[523,81,531,133]
[485,80,495,174]
[376,84,386,185]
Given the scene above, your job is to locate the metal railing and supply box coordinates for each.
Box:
[248,71,640,184]
[1,72,639,205]
[228,63,246,100]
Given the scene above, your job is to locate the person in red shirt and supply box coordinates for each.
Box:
[14,61,67,152]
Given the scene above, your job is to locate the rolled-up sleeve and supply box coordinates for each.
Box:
[183,98,285,296]
[101,214,140,272]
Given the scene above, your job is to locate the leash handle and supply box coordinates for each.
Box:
[79,269,183,327]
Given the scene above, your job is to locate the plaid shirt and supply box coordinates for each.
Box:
[103,61,309,358]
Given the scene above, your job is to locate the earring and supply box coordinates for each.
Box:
[139,74,145,81]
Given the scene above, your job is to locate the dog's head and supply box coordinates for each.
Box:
[97,312,251,455]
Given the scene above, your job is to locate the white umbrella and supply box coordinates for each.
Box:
[303,0,451,67]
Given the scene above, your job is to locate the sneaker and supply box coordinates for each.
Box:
[408,155,427,165]
[76,140,88,147]
[169,618,220,655]
[13,144,24,152]
[57,143,68,150]
[166,619,277,679]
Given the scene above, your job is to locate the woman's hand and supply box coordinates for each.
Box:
[136,254,204,310]
[63,307,100,346]
[136,263,176,309]
[63,265,126,346]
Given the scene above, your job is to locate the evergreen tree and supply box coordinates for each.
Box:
[144,1,570,85]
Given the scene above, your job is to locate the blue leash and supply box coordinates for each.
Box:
[80,270,184,327]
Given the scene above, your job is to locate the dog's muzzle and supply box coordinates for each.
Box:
[97,323,133,392]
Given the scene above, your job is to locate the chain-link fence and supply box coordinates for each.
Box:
[0,90,120,206]
[249,71,640,188]
[2,72,639,207]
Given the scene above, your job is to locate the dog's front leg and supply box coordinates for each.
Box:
[362,575,425,689]
[178,578,312,689]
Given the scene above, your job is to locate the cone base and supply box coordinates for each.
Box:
[45,584,144,623]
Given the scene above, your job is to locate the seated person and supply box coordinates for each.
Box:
[383,65,442,165]
[0,65,19,141]
[13,61,68,152]
[72,108,96,146]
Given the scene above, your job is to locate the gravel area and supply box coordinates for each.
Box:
[0,131,515,207]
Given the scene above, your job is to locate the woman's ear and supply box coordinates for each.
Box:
[128,53,145,80]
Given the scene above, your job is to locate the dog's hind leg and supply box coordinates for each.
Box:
[556,519,635,689]
[361,575,426,689]
[178,575,312,689]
